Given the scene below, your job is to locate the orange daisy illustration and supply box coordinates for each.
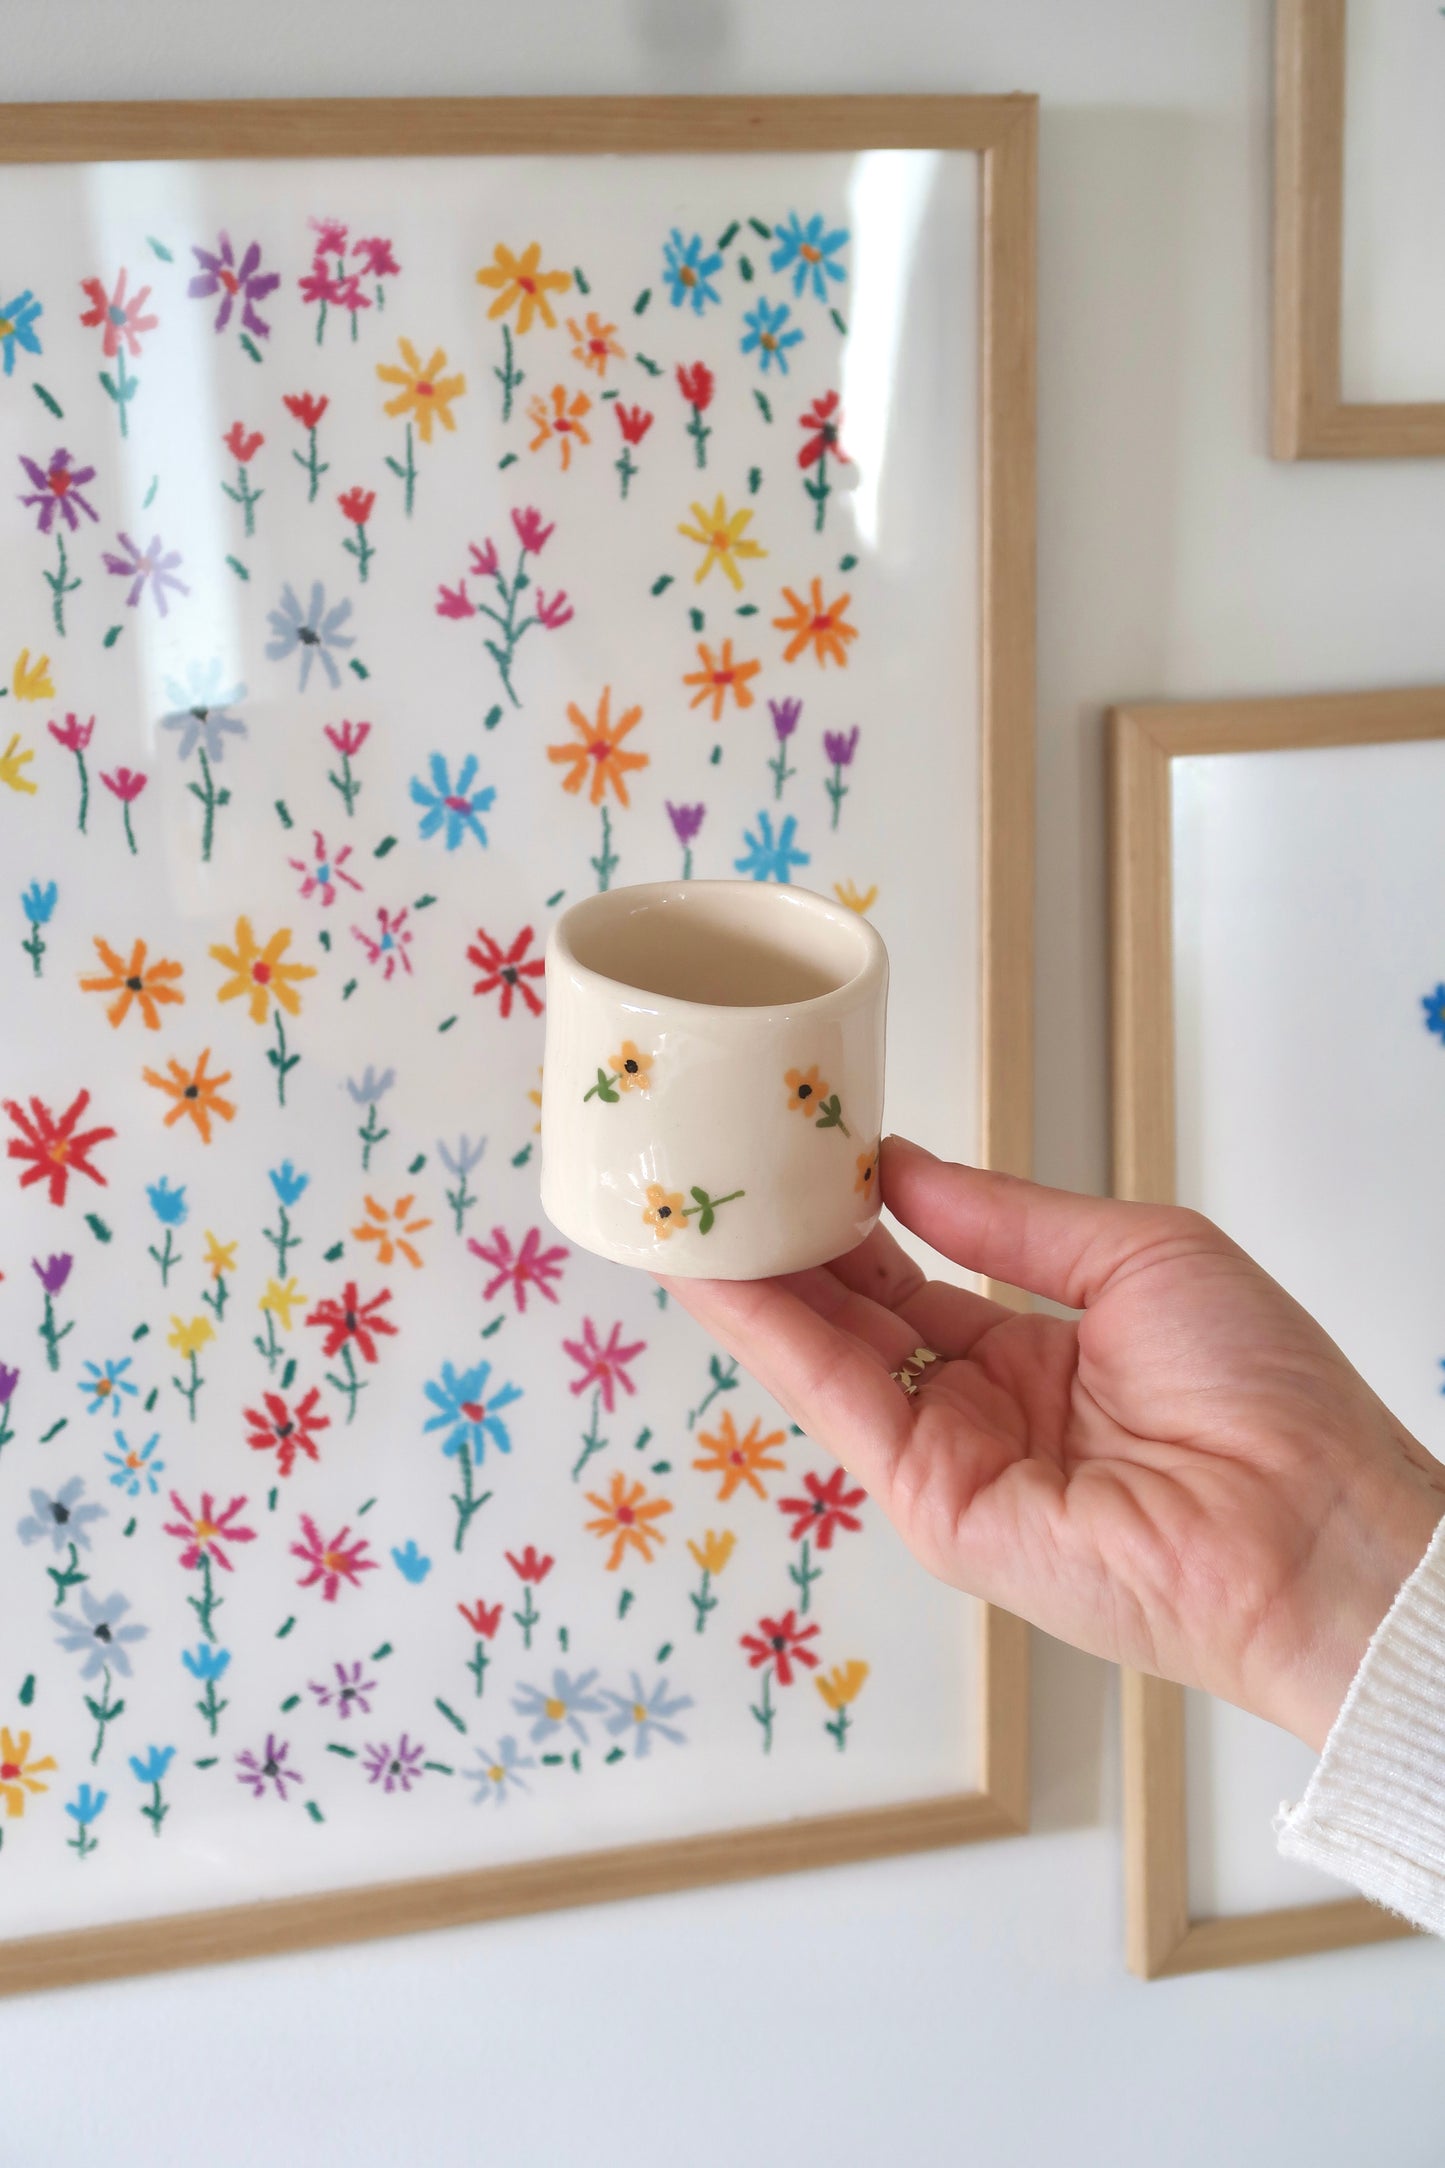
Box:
[78,935,184,1031]
[567,311,626,376]
[527,383,592,471]
[142,1049,237,1144]
[354,1193,432,1270]
[0,1728,57,1818]
[375,337,467,444]
[475,242,571,333]
[642,1182,686,1239]
[584,1469,673,1571]
[547,688,648,807]
[209,917,315,1024]
[774,577,859,668]
[692,1408,788,1502]
[683,639,762,723]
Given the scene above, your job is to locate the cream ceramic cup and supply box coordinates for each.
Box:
[540,880,887,1279]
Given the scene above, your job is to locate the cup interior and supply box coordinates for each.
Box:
[559,882,874,1009]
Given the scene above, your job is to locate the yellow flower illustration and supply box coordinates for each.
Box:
[816,1660,870,1711]
[210,916,316,1025]
[567,311,625,376]
[0,732,37,795]
[0,1728,57,1817]
[687,1529,736,1575]
[203,1233,237,1281]
[527,383,592,471]
[259,1276,308,1331]
[475,242,571,333]
[785,1064,828,1113]
[774,578,858,669]
[11,649,54,702]
[376,337,467,444]
[693,1409,787,1501]
[855,1144,880,1197]
[354,1193,431,1270]
[167,1315,214,1361]
[548,687,648,808]
[607,1040,653,1093]
[642,1182,686,1239]
[833,879,878,915]
[677,495,767,592]
[584,1469,673,1571]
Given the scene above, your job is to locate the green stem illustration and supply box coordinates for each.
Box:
[680,1186,745,1234]
[591,804,619,892]
[86,1665,124,1763]
[750,1665,775,1754]
[825,1701,852,1751]
[254,1306,282,1373]
[615,443,637,500]
[450,1437,493,1554]
[789,1537,823,1616]
[47,1540,88,1607]
[101,344,137,437]
[329,748,361,817]
[140,1778,169,1834]
[45,529,81,637]
[267,1009,299,1107]
[21,921,44,977]
[343,519,375,581]
[570,1390,608,1482]
[690,1569,716,1633]
[293,423,328,502]
[445,1169,476,1234]
[687,1354,738,1429]
[769,740,796,801]
[513,1584,540,1651]
[40,1290,73,1372]
[385,421,417,517]
[172,1350,204,1422]
[467,1640,490,1698]
[187,745,230,864]
[148,1227,180,1286]
[325,1339,366,1424]
[201,1273,229,1323]
[196,1676,228,1735]
[359,1102,388,1170]
[121,798,138,856]
[686,403,711,468]
[825,765,849,830]
[187,1553,221,1641]
[263,1206,300,1277]
[221,462,263,536]
[494,324,524,422]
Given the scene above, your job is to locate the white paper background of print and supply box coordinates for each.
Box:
[1339,0,1445,402]
[1172,738,1445,1915]
[0,148,984,1940]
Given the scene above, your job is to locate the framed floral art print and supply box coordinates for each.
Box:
[0,95,1035,1996]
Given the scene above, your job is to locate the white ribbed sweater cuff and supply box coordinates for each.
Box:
[1276,1514,1445,1935]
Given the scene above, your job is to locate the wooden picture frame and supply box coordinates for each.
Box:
[0,93,1036,1999]
[1273,0,1445,458]
[1110,684,1435,1976]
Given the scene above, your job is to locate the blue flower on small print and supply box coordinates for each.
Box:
[423,1359,522,1462]
[146,1177,187,1226]
[512,1668,607,1746]
[17,1477,107,1551]
[79,1356,138,1415]
[740,298,803,376]
[268,1160,310,1207]
[65,1782,107,1827]
[53,1588,147,1678]
[345,1065,395,1107]
[436,1135,485,1180]
[21,880,57,927]
[662,229,724,315]
[0,288,43,375]
[182,1643,231,1683]
[265,579,355,692]
[128,1744,175,1785]
[467,1735,534,1806]
[734,809,810,884]
[1423,985,1445,1041]
[410,752,496,852]
[160,660,248,763]
[603,1672,694,1756]
[104,1429,165,1497]
[769,211,849,303]
[391,1539,432,1584]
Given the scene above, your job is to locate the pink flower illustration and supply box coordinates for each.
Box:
[291,1513,379,1602]
[353,906,414,980]
[562,1318,646,1413]
[468,1225,567,1312]
[289,828,362,906]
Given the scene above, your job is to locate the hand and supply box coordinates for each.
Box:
[662,1135,1445,1750]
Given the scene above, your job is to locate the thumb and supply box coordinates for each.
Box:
[880,1135,1206,1311]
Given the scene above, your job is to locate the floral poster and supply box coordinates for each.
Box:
[0,147,984,1950]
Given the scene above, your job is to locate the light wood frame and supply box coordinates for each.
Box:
[0,93,1036,1999]
[1273,0,1445,458]
[1111,684,1436,1976]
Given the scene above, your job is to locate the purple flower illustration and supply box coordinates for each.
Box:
[19,448,99,535]
[188,233,281,345]
[103,532,189,617]
[363,1734,426,1793]
[235,1732,302,1800]
[0,1362,18,1401]
[824,726,860,830]
[768,697,802,798]
[308,1658,376,1719]
[32,1253,73,1295]
[665,800,706,878]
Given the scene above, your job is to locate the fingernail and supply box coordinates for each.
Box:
[882,1133,933,1160]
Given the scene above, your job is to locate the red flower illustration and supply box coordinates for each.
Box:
[467,925,545,1019]
[535,589,573,630]
[615,403,654,447]
[436,581,475,619]
[797,389,850,469]
[338,486,375,526]
[505,1545,555,1585]
[291,1512,378,1602]
[101,767,147,803]
[79,269,158,358]
[469,539,499,578]
[353,235,400,280]
[510,506,554,554]
[458,1598,504,1637]
[324,719,370,758]
[224,422,264,463]
[163,1490,257,1571]
[562,1317,646,1414]
[5,1089,115,1207]
[677,362,715,411]
[741,1610,821,1686]
[299,261,345,310]
[777,1465,866,1549]
[469,1225,567,1313]
[282,391,329,430]
[47,713,94,753]
[304,1281,397,1363]
[244,1387,331,1478]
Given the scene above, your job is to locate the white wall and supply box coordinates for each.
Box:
[7,5,1445,2162]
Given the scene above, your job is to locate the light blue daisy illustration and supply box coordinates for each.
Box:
[79,1356,138,1416]
[769,210,849,302]
[423,1359,522,1462]
[265,579,354,692]
[104,1430,165,1498]
[467,1735,534,1805]
[740,297,804,376]
[603,1672,694,1756]
[734,809,810,884]
[662,229,724,315]
[512,1667,607,1746]
[410,753,496,851]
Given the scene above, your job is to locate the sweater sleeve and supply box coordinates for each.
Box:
[1276,1514,1445,1935]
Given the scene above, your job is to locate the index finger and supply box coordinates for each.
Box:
[657,1271,912,1493]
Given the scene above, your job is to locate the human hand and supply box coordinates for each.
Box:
[661,1136,1445,1751]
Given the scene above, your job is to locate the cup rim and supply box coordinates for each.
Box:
[548,878,886,1020]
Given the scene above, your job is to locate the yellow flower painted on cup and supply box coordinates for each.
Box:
[376,337,467,444]
[687,1529,736,1575]
[0,1728,57,1817]
[527,383,592,471]
[642,1181,686,1240]
[610,1041,652,1093]
[677,494,768,592]
[833,879,878,915]
[11,648,54,702]
[855,1144,880,1197]
[210,917,316,1025]
[0,732,37,795]
[259,1276,308,1331]
[167,1315,214,1361]
[354,1193,431,1270]
[816,1660,869,1711]
[476,242,571,333]
[567,311,625,376]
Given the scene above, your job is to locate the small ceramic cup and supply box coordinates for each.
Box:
[540,880,887,1279]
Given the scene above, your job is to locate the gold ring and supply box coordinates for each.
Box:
[890,1346,941,1397]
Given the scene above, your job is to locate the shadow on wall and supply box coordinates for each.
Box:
[634,0,736,67]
